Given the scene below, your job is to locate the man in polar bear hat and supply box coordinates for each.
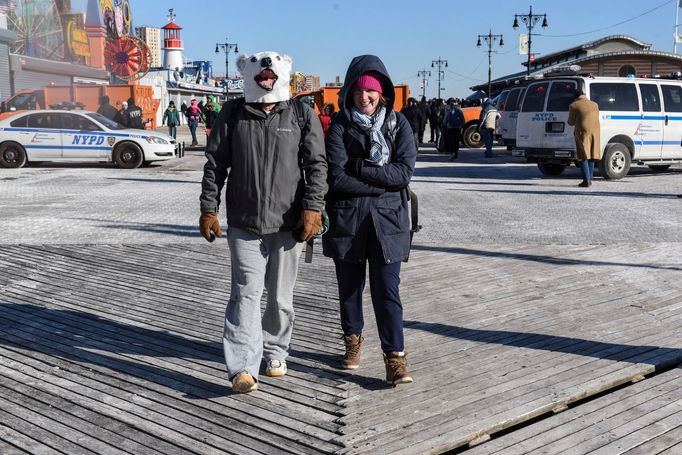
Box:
[199,51,328,393]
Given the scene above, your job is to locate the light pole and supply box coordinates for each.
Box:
[215,39,238,98]
[477,30,504,97]
[513,5,548,76]
[431,57,448,99]
[417,69,431,99]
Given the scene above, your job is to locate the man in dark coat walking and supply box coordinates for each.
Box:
[401,97,424,149]
[96,96,118,120]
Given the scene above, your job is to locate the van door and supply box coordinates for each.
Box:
[660,84,682,159]
[588,81,639,157]
[544,80,578,156]
[637,83,664,159]
[498,87,521,143]
[516,82,549,150]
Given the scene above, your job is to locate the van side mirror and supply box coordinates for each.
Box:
[0,101,5,112]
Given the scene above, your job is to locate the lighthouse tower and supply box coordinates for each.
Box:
[162,9,184,71]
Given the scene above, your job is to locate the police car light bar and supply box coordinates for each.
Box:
[49,101,86,111]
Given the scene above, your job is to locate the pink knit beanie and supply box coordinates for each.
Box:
[352,71,384,94]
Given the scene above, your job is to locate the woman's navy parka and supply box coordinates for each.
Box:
[322,55,417,264]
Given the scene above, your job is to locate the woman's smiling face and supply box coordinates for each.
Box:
[353,89,380,116]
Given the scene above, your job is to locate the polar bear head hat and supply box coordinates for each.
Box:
[237,51,292,103]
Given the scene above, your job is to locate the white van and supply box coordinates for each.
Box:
[496,86,526,150]
[516,75,682,179]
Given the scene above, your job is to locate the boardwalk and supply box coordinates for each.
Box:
[1,241,680,454]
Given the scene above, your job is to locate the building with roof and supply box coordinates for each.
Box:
[136,26,162,68]
[471,35,682,94]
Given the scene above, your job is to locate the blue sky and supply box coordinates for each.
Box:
[90,0,682,97]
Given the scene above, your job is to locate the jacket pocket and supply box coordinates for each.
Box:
[374,206,405,236]
[328,199,358,236]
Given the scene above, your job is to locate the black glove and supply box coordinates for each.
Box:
[346,158,362,176]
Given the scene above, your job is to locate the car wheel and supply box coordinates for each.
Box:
[648,164,671,172]
[598,143,631,180]
[463,124,483,148]
[0,142,27,168]
[113,143,144,169]
[537,162,566,176]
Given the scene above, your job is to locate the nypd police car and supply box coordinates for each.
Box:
[0,110,177,169]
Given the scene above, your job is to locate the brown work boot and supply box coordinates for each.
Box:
[384,352,413,386]
[342,334,363,370]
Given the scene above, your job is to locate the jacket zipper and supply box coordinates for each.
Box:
[260,112,275,234]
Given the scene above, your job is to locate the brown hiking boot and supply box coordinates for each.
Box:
[384,352,413,386]
[342,334,363,369]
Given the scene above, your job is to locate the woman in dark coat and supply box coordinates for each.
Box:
[323,55,417,386]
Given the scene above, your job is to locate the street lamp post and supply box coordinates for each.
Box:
[477,30,504,97]
[417,69,431,99]
[513,5,548,76]
[431,57,448,99]
[215,39,238,99]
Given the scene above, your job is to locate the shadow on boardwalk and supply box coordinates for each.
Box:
[411,244,682,272]
[0,302,232,399]
[404,320,682,367]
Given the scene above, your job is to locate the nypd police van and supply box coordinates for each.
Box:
[516,75,682,179]
[0,110,177,169]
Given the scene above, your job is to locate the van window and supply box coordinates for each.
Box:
[494,91,509,110]
[639,84,661,112]
[521,83,549,112]
[503,89,521,112]
[661,85,682,112]
[590,83,638,111]
[547,81,578,111]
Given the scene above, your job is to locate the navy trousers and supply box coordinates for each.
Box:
[334,225,404,353]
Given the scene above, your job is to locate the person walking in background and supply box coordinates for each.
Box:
[203,102,218,140]
[324,55,416,387]
[318,103,335,137]
[162,101,180,139]
[186,99,202,146]
[429,98,444,145]
[401,97,424,150]
[96,95,118,121]
[479,99,500,158]
[567,89,601,187]
[200,51,327,393]
[113,100,128,126]
[442,98,465,160]
[180,101,188,125]
[417,96,429,144]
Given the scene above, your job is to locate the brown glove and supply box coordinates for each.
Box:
[199,212,222,242]
[295,210,322,242]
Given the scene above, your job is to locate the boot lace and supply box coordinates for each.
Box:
[387,354,407,376]
[344,335,362,358]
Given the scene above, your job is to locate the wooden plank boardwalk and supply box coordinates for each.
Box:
[0,242,680,454]
[466,366,682,454]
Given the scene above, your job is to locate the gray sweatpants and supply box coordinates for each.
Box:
[223,226,304,381]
